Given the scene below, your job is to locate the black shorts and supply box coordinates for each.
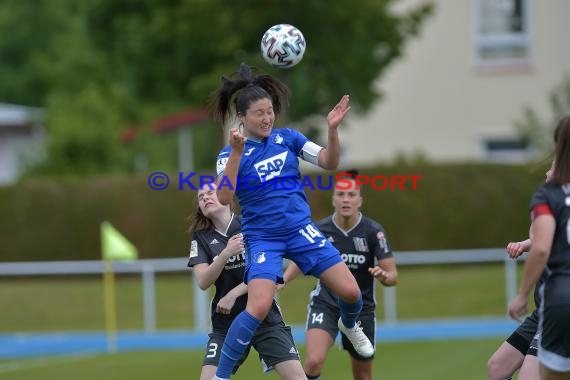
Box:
[528,333,539,357]
[506,309,539,356]
[539,304,570,372]
[202,322,300,373]
[306,302,376,361]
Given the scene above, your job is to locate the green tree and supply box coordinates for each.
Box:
[0,0,434,174]
[35,85,127,175]
[515,75,570,154]
[82,0,435,118]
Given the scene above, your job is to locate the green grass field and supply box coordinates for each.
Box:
[0,263,529,332]
[0,338,503,379]
[1,263,529,379]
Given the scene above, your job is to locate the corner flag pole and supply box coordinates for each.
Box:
[101,221,138,355]
[103,259,118,353]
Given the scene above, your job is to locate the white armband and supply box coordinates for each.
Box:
[300,141,323,165]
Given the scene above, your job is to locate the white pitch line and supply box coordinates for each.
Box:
[0,352,98,374]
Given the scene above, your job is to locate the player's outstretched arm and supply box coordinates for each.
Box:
[281,261,303,289]
[192,235,244,290]
[217,128,246,205]
[506,223,533,259]
[216,283,248,315]
[508,215,555,321]
[369,257,398,286]
[506,238,532,259]
[318,95,350,170]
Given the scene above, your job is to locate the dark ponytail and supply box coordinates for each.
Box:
[210,63,290,126]
[552,115,570,185]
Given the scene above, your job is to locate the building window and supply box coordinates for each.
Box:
[480,136,535,162]
[473,0,531,70]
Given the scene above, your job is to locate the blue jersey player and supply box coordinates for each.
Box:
[209,63,373,380]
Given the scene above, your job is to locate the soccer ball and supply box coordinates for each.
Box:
[260,24,306,68]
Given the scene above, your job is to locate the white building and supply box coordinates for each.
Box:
[0,103,44,185]
[341,0,570,165]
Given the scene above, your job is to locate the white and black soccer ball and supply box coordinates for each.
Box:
[260,24,306,68]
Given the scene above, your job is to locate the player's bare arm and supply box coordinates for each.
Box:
[369,257,398,286]
[217,128,246,205]
[216,283,248,315]
[192,235,244,290]
[318,95,350,170]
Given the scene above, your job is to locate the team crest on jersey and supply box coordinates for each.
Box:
[274,133,283,144]
[254,151,288,182]
[189,240,198,258]
[216,157,228,175]
[353,237,369,252]
[254,252,266,264]
[377,231,388,252]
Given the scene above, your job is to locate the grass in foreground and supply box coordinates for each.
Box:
[0,338,503,380]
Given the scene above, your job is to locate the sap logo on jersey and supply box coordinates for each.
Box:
[254,151,288,182]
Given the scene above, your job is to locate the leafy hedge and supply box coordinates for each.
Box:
[0,162,549,262]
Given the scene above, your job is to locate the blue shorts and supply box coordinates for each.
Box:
[244,222,343,284]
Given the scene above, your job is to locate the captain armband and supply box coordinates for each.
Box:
[300,141,324,166]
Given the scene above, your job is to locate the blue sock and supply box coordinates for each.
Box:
[338,293,363,329]
[215,310,261,378]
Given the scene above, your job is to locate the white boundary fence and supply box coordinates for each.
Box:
[0,248,521,332]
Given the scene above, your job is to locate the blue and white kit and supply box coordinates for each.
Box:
[216,128,343,283]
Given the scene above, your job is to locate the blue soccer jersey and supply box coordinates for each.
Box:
[216,128,321,236]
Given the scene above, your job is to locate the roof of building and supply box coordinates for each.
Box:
[0,103,44,127]
[121,107,210,144]
[152,108,210,134]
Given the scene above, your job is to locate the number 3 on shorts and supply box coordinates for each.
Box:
[299,224,322,244]
[206,342,218,358]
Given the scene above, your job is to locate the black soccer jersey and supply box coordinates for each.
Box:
[310,213,393,314]
[187,214,283,330]
[530,183,570,306]
[534,270,548,308]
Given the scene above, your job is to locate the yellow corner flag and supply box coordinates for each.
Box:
[100,221,138,354]
[101,221,138,261]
